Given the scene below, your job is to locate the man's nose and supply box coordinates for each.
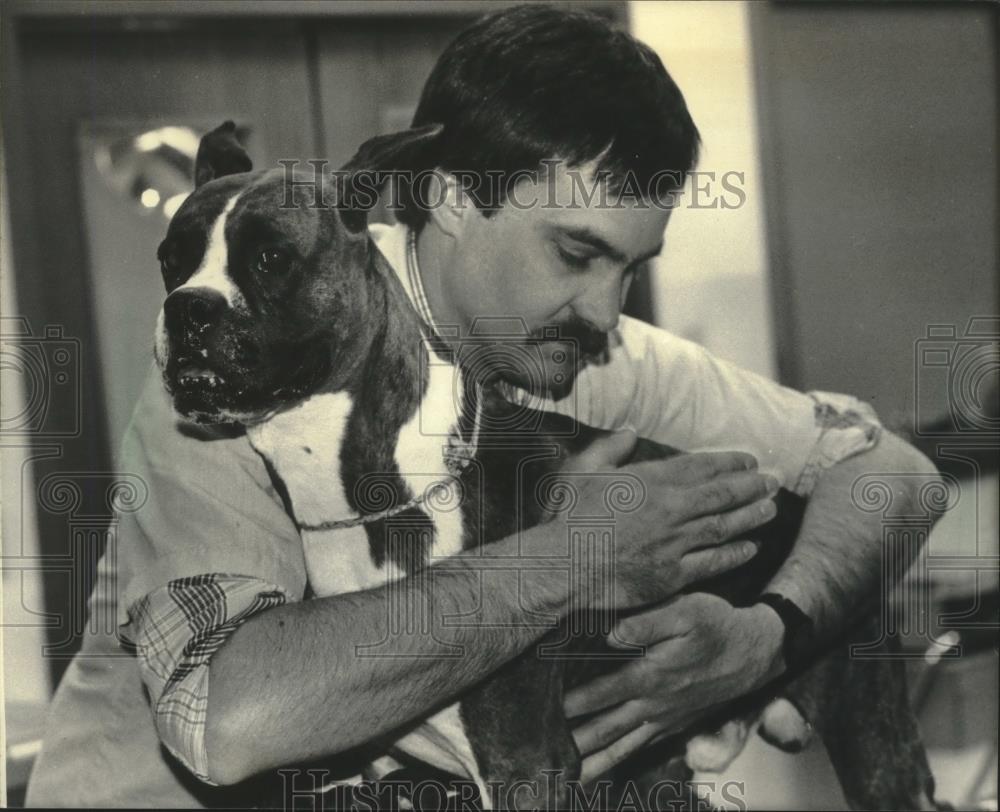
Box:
[164,287,227,342]
[573,278,622,334]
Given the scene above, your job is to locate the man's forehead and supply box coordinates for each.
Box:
[523,161,671,260]
[530,157,612,195]
[541,159,666,209]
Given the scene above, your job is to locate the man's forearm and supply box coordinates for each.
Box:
[766,430,943,641]
[204,522,572,785]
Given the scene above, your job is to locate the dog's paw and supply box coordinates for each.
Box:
[758,697,814,753]
[685,720,752,773]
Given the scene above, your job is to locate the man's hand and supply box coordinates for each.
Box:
[564,592,786,783]
[553,431,782,611]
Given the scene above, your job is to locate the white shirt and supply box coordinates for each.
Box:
[373,220,881,497]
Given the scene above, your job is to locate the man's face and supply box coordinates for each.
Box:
[441,161,671,398]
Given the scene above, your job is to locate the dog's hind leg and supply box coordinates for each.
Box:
[783,616,942,811]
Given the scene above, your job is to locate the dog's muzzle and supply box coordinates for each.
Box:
[164,287,227,350]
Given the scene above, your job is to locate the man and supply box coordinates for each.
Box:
[27,5,938,807]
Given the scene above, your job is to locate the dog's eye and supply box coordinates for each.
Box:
[158,244,181,282]
[256,248,289,276]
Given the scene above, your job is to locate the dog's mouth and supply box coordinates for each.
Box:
[162,350,243,422]
[174,356,227,389]
[162,339,332,426]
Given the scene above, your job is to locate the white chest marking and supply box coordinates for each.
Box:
[176,193,243,307]
[246,346,487,801]
[394,344,467,561]
[248,392,387,594]
[246,345,468,586]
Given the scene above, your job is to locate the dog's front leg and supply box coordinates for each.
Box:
[460,633,579,810]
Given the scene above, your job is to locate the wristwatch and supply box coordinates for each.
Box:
[755,593,816,673]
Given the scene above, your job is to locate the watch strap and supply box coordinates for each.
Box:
[756,592,816,673]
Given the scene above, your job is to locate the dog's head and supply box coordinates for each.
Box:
[154,121,441,424]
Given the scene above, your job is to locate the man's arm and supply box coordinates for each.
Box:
[204,523,570,785]
[202,438,777,785]
[533,318,945,774]
[566,429,943,782]
[763,428,944,647]
[526,315,947,638]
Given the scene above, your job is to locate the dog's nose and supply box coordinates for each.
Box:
[164,287,227,341]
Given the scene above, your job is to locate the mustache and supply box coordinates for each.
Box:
[531,318,609,360]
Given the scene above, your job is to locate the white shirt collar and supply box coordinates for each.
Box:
[368,221,440,336]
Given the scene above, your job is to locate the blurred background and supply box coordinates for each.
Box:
[1,0,997,807]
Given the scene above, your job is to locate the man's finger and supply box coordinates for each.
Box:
[677,472,779,521]
[563,429,638,473]
[643,451,760,486]
[572,698,652,757]
[564,662,645,719]
[578,718,663,786]
[683,497,778,551]
[607,595,701,647]
[678,539,759,584]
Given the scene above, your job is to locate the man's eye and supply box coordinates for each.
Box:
[557,245,593,270]
[256,248,289,275]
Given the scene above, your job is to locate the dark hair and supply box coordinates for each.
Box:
[395,3,700,228]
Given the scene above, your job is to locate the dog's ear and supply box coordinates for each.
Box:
[194,121,253,188]
[341,123,443,174]
[337,123,443,233]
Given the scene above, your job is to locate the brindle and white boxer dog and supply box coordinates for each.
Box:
[152,122,942,810]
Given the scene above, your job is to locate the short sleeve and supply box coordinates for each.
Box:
[124,575,289,784]
[114,364,307,631]
[795,389,882,495]
[500,316,882,496]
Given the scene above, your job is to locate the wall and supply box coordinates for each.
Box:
[630,0,777,380]
[750,2,997,425]
[1,142,54,708]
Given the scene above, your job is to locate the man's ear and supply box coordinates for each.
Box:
[424,171,470,239]
[194,121,252,188]
[337,123,444,233]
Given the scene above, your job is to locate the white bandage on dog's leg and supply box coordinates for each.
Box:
[758,697,814,752]
[685,720,752,773]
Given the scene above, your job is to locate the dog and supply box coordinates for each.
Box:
[153,121,943,810]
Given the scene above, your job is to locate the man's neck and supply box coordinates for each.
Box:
[413,223,463,346]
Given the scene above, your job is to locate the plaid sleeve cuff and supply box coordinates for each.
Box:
[792,391,884,496]
[122,575,289,784]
